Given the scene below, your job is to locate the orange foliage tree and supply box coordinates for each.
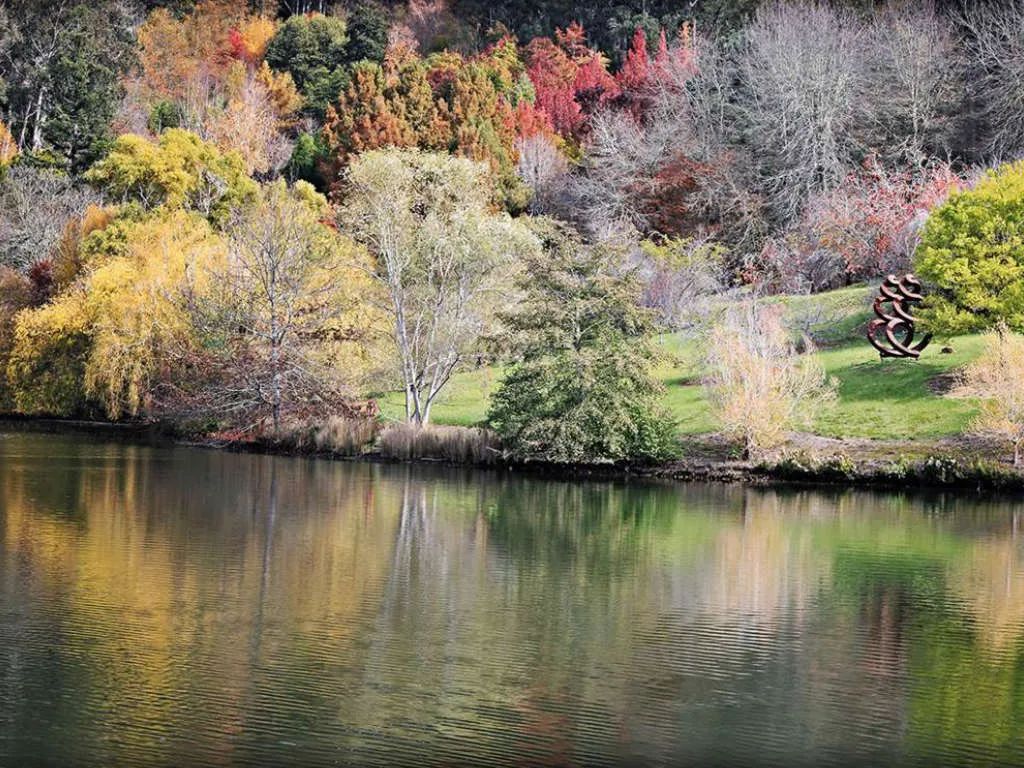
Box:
[0,121,18,167]
[135,0,249,106]
[126,2,299,176]
[322,39,539,208]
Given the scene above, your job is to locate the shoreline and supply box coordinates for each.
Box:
[2,415,1022,493]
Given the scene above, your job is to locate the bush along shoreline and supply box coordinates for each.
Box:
[6,415,1024,493]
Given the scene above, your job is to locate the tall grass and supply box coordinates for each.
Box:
[377,423,503,464]
[275,416,380,456]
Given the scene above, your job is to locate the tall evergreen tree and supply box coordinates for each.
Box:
[488,220,679,463]
[0,0,135,171]
[264,12,350,116]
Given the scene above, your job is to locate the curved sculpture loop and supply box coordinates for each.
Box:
[866,273,932,359]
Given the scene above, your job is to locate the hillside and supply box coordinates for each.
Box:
[378,285,983,443]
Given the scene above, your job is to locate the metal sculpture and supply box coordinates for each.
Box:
[866,273,932,359]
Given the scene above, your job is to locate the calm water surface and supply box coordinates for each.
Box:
[1,432,1024,766]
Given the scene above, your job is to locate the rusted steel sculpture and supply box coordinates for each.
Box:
[867,274,932,359]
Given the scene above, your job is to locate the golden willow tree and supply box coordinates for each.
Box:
[4,130,384,429]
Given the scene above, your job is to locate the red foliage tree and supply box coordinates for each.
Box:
[615,26,698,120]
[800,158,960,281]
[617,28,651,94]
[748,157,963,292]
[27,259,54,306]
[525,23,617,140]
[227,28,250,62]
[639,154,708,235]
[514,99,556,140]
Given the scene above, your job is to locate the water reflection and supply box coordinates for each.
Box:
[1,432,1023,766]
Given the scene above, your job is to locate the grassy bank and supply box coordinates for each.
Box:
[4,283,994,490]
[377,285,984,443]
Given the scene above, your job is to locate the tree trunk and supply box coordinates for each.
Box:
[742,435,754,462]
[406,384,424,425]
[31,88,45,151]
[270,341,282,434]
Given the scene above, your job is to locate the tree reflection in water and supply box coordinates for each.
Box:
[1,432,1024,766]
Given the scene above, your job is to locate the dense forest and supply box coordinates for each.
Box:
[2,0,1024,462]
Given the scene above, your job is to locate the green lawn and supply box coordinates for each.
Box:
[378,286,984,441]
[813,335,981,439]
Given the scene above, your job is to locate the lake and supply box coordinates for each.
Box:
[1,431,1022,766]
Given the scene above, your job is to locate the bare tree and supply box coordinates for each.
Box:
[515,133,569,215]
[869,1,961,164]
[736,2,871,225]
[959,1,1024,159]
[703,301,836,458]
[207,71,294,177]
[953,323,1024,466]
[634,236,728,330]
[182,181,372,432]
[341,148,536,425]
[571,32,763,250]
[0,166,100,271]
[571,108,658,237]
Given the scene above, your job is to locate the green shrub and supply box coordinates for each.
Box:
[820,453,856,480]
[6,293,92,416]
[880,456,912,482]
[770,452,817,478]
[920,455,962,484]
[915,161,1024,334]
[285,132,329,189]
[487,220,679,464]
[147,100,183,134]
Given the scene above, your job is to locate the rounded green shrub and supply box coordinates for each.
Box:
[915,161,1024,334]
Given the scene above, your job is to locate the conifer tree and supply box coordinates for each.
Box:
[488,220,678,463]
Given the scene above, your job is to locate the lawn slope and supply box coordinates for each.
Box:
[377,286,982,441]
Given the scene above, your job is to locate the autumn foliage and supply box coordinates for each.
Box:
[0,121,17,167]
[322,40,534,206]
[5,0,1021,454]
[525,23,618,140]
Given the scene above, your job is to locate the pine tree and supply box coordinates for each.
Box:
[488,220,678,463]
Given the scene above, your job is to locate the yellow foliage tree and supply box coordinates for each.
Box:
[7,289,93,415]
[0,120,18,166]
[51,204,118,289]
[83,211,227,418]
[703,303,836,458]
[953,323,1024,465]
[84,129,256,223]
[256,62,303,128]
[232,16,277,63]
[8,211,226,418]
[0,268,33,410]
